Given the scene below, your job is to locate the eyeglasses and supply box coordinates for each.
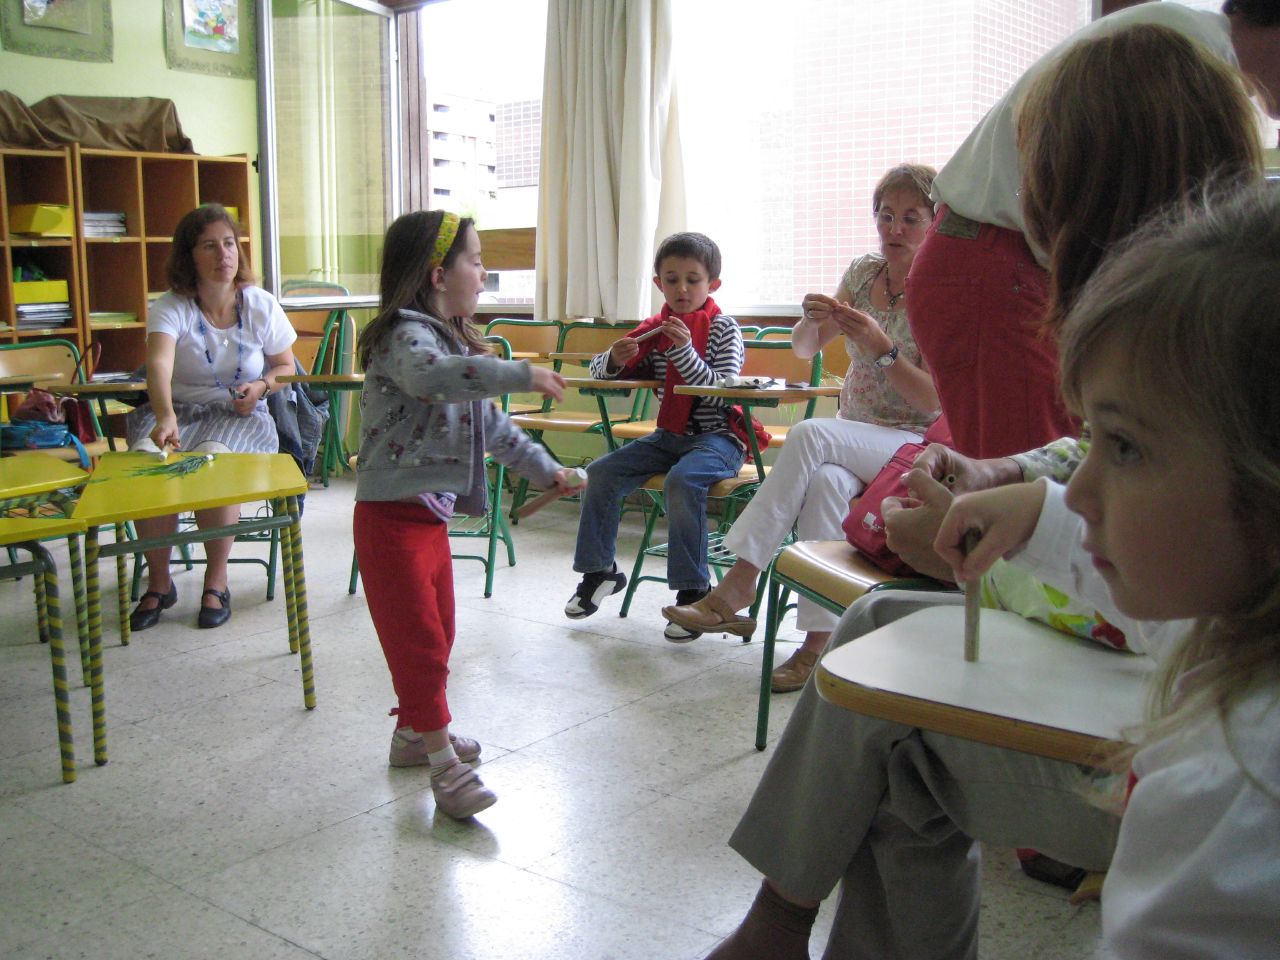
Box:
[876,211,932,229]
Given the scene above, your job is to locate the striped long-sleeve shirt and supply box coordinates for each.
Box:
[588,314,745,442]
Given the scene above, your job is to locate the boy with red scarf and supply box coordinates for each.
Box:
[565,232,757,641]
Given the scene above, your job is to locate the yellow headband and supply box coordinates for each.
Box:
[429,212,461,271]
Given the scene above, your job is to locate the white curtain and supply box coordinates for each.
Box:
[535,0,686,323]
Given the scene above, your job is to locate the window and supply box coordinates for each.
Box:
[674,0,1092,306]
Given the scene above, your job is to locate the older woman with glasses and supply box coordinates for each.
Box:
[661,164,942,689]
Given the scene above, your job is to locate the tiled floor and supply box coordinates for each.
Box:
[1,476,1106,959]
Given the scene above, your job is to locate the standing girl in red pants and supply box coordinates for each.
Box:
[354,210,574,819]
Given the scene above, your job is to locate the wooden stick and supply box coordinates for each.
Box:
[962,528,981,662]
[515,467,586,519]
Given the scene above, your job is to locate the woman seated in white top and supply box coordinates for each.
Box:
[126,204,297,631]
[661,164,941,689]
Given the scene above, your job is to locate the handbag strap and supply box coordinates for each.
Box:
[72,342,102,384]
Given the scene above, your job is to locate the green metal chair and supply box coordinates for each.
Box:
[758,540,949,749]
[281,280,351,487]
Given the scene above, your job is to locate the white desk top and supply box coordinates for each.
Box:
[816,606,1155,763]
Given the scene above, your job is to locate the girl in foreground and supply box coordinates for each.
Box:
[936,184,1280,958]
[354,210,575,819]
[704,185,1279,959]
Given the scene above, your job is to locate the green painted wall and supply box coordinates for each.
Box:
[0,0,260,249]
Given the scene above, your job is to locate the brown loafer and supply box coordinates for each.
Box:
[661,593,756,638]
[771,648,819,693]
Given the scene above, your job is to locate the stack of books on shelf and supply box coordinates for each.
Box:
[16,302,73,329]
[83,211,127,237]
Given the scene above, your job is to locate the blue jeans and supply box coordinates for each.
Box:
[573,430,746,591]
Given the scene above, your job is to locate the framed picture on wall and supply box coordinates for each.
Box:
[0,0,113,62]
[163,0,255,80]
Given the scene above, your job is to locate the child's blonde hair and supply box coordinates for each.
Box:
[1059,184,1280,761]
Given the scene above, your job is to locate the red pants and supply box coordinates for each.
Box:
[906,206,1078,458]
[354,500,455,732]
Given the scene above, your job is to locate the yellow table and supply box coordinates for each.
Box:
[816,606,1152,765]
[0,454,88,500]
[1,455,93,671]
[72,452,316,726]
[0,516,95,783]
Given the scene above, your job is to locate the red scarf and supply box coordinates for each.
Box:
[621,296,769,449]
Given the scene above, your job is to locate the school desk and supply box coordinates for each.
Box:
[562,377,661,450]
[815,606,1154,765]
[1,456,94,673]
[1,371,63,390]
[0,516,97,783]
[36,379,147,450]
[71,452,316,724]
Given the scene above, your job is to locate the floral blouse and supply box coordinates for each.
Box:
[829,254,937,433]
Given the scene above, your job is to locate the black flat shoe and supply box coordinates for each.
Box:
[197,587,231,629]
[129,582,178,632]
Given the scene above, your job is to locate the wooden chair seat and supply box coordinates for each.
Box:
[639,463,770,497]
[509,409,628,432]
[4,437,118,463]
[609,419,792,448]
[772,540,900,610]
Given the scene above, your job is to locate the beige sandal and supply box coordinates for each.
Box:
[661,593,757,637]
[771,648,819,693]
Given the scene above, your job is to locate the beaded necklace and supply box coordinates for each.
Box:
[882,266,905,310]
[196,293,244,390]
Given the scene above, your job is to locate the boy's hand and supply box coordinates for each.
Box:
[530,366,566,401]
[610,338,640,367]
[933,483,1047,584]
[661,316,691,349]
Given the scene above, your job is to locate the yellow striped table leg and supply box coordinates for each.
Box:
[285,496,315,710]
[277,500,299,655]
[115,523,130,646]
[85,526,103,658]
[33,557,49,644]
[67,533,91,685]
[34,546,76,783]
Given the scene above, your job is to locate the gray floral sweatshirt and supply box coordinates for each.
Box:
[354,310,560,507]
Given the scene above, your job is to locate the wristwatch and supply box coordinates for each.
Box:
[873,344,899,368]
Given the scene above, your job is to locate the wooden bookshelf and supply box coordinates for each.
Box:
[0,146,254,379]
[0,147,83,345]
[75,147,253,374]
